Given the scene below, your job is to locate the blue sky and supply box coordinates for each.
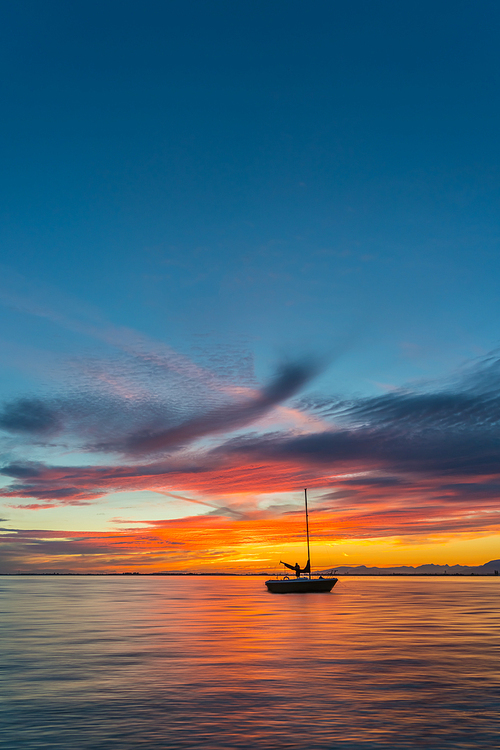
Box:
[1,1,500,571]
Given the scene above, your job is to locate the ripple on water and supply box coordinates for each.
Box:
[0,576,499,749]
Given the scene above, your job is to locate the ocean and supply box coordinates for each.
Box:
[1,575,498,749]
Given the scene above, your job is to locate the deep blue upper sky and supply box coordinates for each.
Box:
[1,0,500,397]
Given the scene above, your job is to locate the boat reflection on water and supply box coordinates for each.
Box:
[265,489,338,593]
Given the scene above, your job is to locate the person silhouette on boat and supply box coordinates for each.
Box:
[280,559,310,578]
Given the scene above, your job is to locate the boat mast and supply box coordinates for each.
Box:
[304,488,311,579]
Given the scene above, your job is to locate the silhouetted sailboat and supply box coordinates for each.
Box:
[265,489,338,593]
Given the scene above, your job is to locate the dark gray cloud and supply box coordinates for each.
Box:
[10,487,84,499]
[123,360,317,454]
[221,422,500,478]
[0,398,60,434]
[346,391,500,431]
[217,352,500,479]
[312,349,500,428]
[0,461,46,478]
[78,351,500,478]
[0,360,318,457]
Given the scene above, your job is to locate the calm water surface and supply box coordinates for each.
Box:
[1,576,499,749]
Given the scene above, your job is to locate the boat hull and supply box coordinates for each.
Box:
[265,577,338,593]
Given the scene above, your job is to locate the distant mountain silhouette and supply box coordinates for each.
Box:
[319,559,500,576]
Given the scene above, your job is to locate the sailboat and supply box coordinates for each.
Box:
[265,489,338,593]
